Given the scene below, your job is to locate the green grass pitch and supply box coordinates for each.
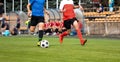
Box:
[0,36,120,62]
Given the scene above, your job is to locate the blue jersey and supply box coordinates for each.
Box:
[30,0,45,16]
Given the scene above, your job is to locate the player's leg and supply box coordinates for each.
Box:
[73,20,87,45]
[37,16,45,46]
[59,20,71,44]
[29,16,37,35]
[29,26,36,34]
[38,22,44,42]
[59,30,70,44]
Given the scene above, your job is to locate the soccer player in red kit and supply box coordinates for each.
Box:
[59,0,87,45]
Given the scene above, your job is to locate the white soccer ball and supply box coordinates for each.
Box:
[40,40,49,48]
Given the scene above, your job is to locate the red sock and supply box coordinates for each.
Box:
[59,31,69,44]
[76,29,84,44]
[61,31,69,37]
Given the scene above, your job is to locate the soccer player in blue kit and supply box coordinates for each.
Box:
[27,0,46,46]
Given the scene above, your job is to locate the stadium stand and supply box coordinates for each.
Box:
[84,9,120,36]
[0,5,120,36]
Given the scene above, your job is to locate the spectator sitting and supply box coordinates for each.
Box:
[96,3,104,13]
[109,0,114,12]
[10,26,18,35]
[2,22,10,36]
[44,21,52,35]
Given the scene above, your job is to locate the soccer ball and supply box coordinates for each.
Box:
[40,40,49,48]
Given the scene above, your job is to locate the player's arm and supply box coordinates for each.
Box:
[74,2,84,11]
[79,5,84,11]
[74,5,84,11]
[59,1,65,13]
[27,3,31,16]
[44,8,49,15]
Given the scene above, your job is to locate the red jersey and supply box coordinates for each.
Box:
[49,21,55,27]
[55,21,60,27]
[63,4,75,20]
[59,0,75,20]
